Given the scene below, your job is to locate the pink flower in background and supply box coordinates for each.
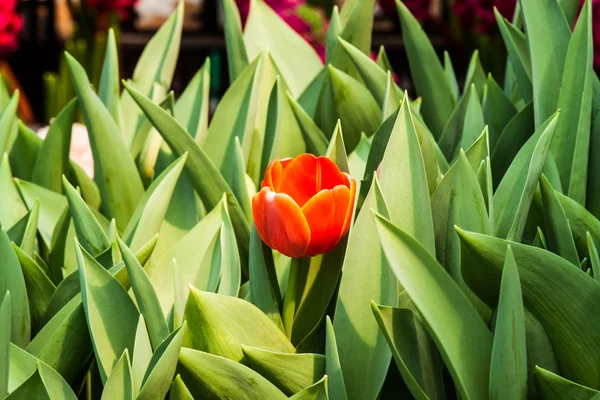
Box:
[452,0,517,35]
[0,0,22,57]
[378,0,431,21]
[38,123,95,178]
[85,0,137,19]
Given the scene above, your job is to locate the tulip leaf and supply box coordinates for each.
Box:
[520,0,570,127]
[0,92,19,158]
[225,137,252,221]
[123,81,250,269]
[137,324,186,400]
[131,316,152,396]
[325,6,341,64]
[183,288,294,361]
[287,92,328,156]
[444,51,459,102]
[534,367,598,400]
[175,59,210,143]
[289,377,329,400]
[489,247,527,400]
[98,29,123,129]
[241,345,325,395]
[457,229,600,389]
[32,99,77,193]
[348,133,371,192]
[0,155,28,229]
[396,0,454,138]
[371,301,446,400]
[437,85,472,161]
[334,177,395,400]
[324,317,348,400]
[382,71,401,122]
[493,111,559,241]
[0,292,10,398]
[326,121,350,173]
[378,97,435,255]
[170,375,194,400]
[459,85,485,151]
[587,233,600,282]
[373,214,493,400]
[19,199,39,257]
[7,212,30,249]
[483,75,517,149]
[249,224,283,331]
[298,69,327,119]
[76,241,139,383]
[552,0,593,204]
[214,197,241,297]
[221,0,249,83]
[244,0,321,96]
[101,350,133,400]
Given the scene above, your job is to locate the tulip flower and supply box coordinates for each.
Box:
[252,154,356,258]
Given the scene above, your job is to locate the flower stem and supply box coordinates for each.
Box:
[282,257,305,339]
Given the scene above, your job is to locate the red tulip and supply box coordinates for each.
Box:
[252,154,356,258]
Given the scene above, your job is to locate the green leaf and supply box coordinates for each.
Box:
[6,367,50,400]
[381,71,401,122]
[0,154,28,229]
[66,53,144,230]
[444,51,459,102]
[552,0,593,204]
[214,197,241,297]
[333,177,395,400]
[183,288,294,361]
[19,200,39,257]
[13,245,55,332]
[324,317,348,400]
[0,292,10,398]
[225,138,252,221]
[459,85,486,151]
[493,111,559,241]
[587,233,600,282]
[174,59,211,142]
[244,0,322,96]
[177,348,287,400]
[120,1,183,144]
[371,301,446,400]
[123,154,187,252]
[118,238,169,350]
[377,97,435,255]
[325,6,342,64]
[76,241,139,383]
[539,174,579,265]
[0,226,29,348]
[101,350,133,400]
[131,316,152,396]
[520,0,570,127]
[396,0,455,138]
[298,69,327,119]
[437,85,472,160]
[289,377,329,400]
[348,133,371,192]
[483,75,517,149]
[137,323,186,400]
[375,45,393,74]
[249,224,283,331]
[489,247,527,400]
[457,230,600,389]
[123,81,250,270]
[0,92,19,158]
[314,65,380,153]
[169,375,193,400]
[464,51,487,98]
[534,367,598,400]
[63,176,110,258]
[32,99,77,193]
[98,29,123,129]
[221,0,249,83]
[372,214,493,400]
[325,121,350,173]
[242,345,325,395]
[287,92,328,156]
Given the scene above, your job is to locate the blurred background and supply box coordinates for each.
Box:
[1,0,545,125]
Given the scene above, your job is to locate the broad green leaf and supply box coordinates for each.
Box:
[444,51,459,102]
[0,226,29,348]
[169,375,193,400]
[19,200,39,257]
[13,245,55,332]
[464,128,490,173]
[172,260,185,330]
[347,133,371,192]
[137,324,186,400]
[325,6,342,64]
[375,46,393,73]
[371,302,446,400]
[0,92,19,157]
[373,214,493,400]
[493,111,559,241]
[437,85,472,160]
[396,0,454,137]
[98,29,123,129]
[118,238,169,350]
[174,59,210,143]
[552,0,593,204]
[177,348,287,400]
[520,0,570,127]
[523,309,560,398]
[377,97,435,255]
[76,241,139,383]
[326,121,350,173]
[314,65,380,152]
[226,138,252,221]
[244,0,321,96]
[221,0,249,83]
[242,345,325,395]
[66,53,144,230]
[586,80,600,218]
[463,51,487,98]
[587,233,600,282]
[382,71,401,122]
[459,85,485,150]
[287,92,328,156]
[120,1,183,144]
[325,317,348,400]
[0,292,10,398]
[489,247,527,400]
[334,177,395,400]
[131,316,152,396]
[0,154,28,229]
[558,191,600,258]
[214,196,241,297]
[289,377,329,400]
[535,367,598,399]
[101,350,133,400]
[123,154,187,252]
[123,82,250,268]
[183,288,294,361]
[32,99,77,193]
[457,230,600,388]
[249,224,283,331]
[298,69,327,119]
[539,175,579,265]
[483,75,517,149]
[7,212,30,250]
[6,367,50,400]
[63,177,110,258]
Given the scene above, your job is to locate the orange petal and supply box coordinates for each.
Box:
[339,173,357,237]
[279,154,320,207]
[319,157,351,190]
[252,187,311,258]
[302,186,349,256]
[262,158,292,191]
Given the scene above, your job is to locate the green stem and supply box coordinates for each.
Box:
[282,257,304,339]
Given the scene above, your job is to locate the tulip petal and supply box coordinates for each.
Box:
[340,173,357,237]
[262,158,292,191]
[252,187,311,258]
[319,157,351,190]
